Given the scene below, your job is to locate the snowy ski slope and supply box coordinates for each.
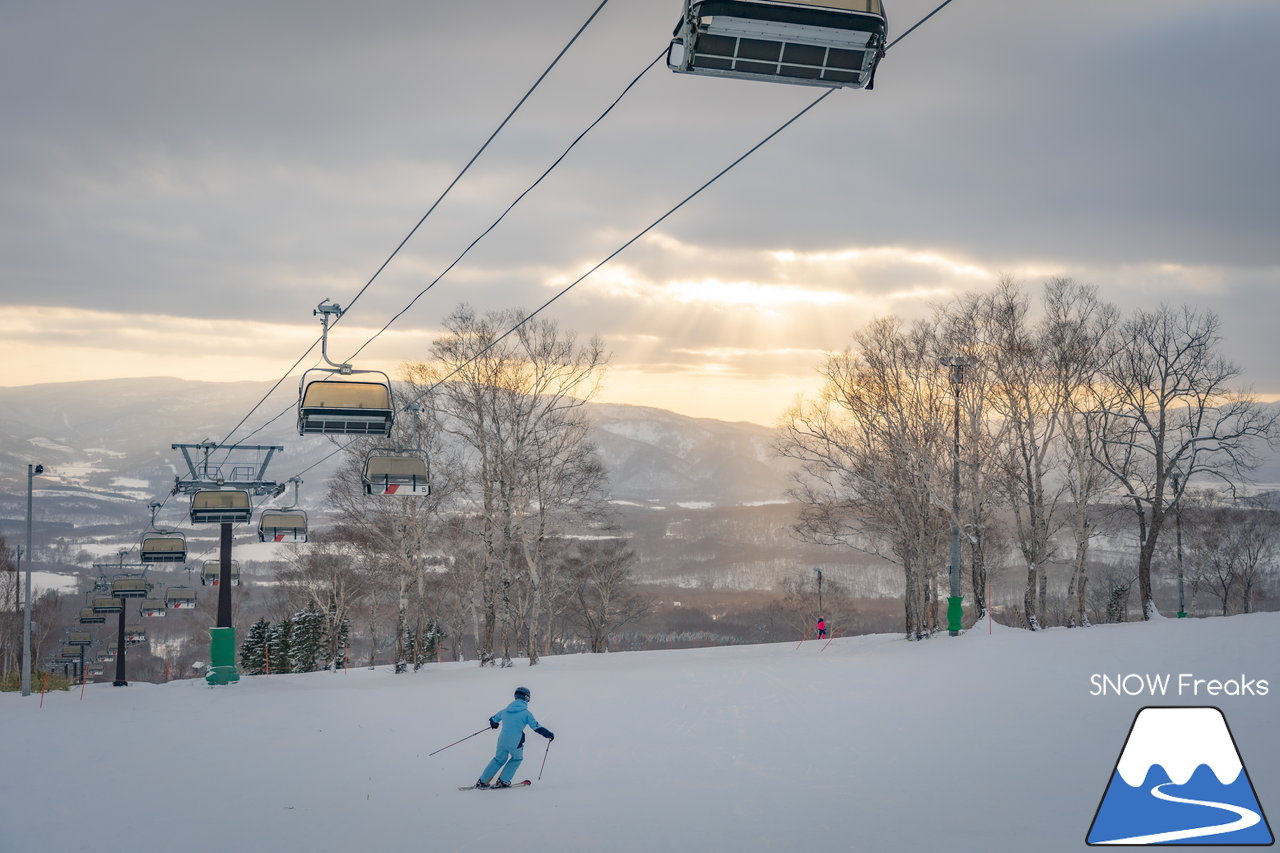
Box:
[4,613,1277,853]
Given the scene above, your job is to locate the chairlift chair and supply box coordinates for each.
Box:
[189,489,253,524]
[140,532,187,564]
[79,607,107,625]
[298,374,395,436]
[668,0,887,89]
[258,509,308,543]
[97,650,115,663]
[61,645,82,660]
[110,576,149,598]
[164,587,197,609]
[67,632,92,646]
[89,665,105,677]
[140,598,166,617]
[362,449,431,496]
[92,596,123,614]
[296,301,395,436]
[125,625,146,645]
[201,560,240,586]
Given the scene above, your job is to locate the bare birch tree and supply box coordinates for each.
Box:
[778,317,951,639]
[561,538,650,653]
[328,397,453,673]
[409,304,610,665]
[1043,279,1118,627]
[1087,305,1278,619]
[972,278,1071,630]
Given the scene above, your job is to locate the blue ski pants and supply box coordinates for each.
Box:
[481,744,523,784]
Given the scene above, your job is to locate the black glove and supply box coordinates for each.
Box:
[535,726,554,741]
[489,719,499,730]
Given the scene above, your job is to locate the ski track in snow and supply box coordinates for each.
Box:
[1094,782,1262,845]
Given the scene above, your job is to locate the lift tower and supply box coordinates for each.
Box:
[172,441,283,684]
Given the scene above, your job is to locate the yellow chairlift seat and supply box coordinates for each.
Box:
[668,0,887,89]
[258,509,308,543]
[140,598,166,617]
[201,560,241,587]
[189,489,253,524]
[80,607,107,624]
[92,596,124,614]
[110,576,149,598]
[298,377,394,436]
[164,587,197,609]
[140,533,187,564]
[362,451,431,496]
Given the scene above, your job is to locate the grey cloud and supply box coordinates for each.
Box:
[2,0,1277,394]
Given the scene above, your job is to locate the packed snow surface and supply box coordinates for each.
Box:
[4,614,1278,853]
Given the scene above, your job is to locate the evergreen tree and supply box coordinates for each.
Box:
[266,615,294,675]
[422,619,445,667]
[290,604,324,673]
[240,618,270,675]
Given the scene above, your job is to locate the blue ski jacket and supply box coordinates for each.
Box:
[489,699,541,751]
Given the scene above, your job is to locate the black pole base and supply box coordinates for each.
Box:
[112,680,128,686]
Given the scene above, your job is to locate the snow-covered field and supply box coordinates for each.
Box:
[4,614,1278,853]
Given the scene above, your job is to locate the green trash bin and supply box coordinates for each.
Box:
[206,626,240,685]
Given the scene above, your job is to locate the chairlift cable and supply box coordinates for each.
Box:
[344,49,667,364]
[229,49,664,448]
[227,50,665,448]
[286,89,834,480]
[215,0,614,450]
[143,0,961,541]
[887,0,958,50]
[340,0,614,321]
[280,0,963,484]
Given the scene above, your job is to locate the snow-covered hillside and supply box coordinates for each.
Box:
[5,614,1277,852]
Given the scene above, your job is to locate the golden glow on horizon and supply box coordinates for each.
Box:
[5,241,1276,426]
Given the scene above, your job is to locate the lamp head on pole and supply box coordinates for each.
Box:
[32,464,44,476]
[939,355,977,391]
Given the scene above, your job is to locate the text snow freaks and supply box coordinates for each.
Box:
[1090,674,1269,697]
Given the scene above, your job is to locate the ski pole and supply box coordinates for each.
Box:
[428,727,490,757]
[538,739,552,780]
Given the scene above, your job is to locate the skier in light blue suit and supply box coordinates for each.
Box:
[475,686,554,788]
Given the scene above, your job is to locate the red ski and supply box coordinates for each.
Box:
[458,780,532,791]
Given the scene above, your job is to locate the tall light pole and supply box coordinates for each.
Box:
[1172,472,1186,618]
[939,357,974,637]
[814,568,824,621]
[22,463,44,697]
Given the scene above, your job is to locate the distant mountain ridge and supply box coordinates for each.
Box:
[0,377,798,532]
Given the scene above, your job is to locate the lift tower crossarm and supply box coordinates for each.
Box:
[170,442,285,496]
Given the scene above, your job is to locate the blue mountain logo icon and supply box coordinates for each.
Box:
[1087,706,1273,846]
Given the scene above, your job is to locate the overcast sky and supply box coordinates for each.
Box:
[2,0,1277,426]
